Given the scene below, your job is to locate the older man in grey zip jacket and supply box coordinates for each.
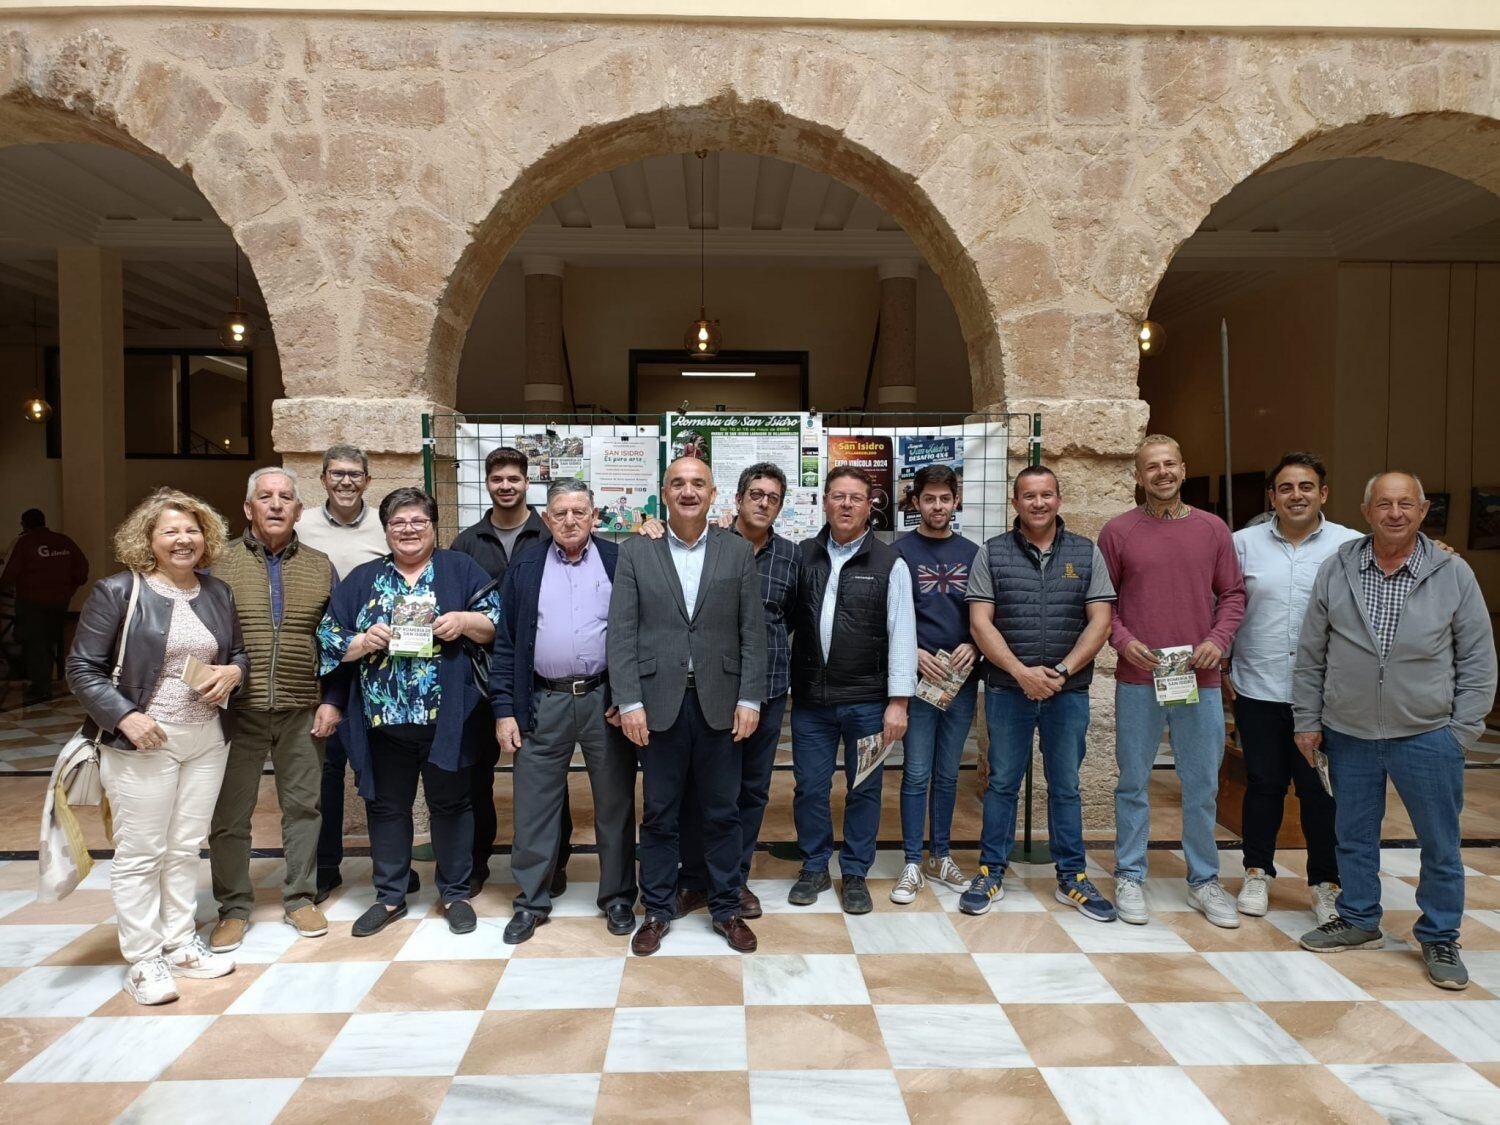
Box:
[1291,471,1495,990]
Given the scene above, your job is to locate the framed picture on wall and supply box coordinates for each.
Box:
[1422,493,1450,538]
[1469,487,1500,550]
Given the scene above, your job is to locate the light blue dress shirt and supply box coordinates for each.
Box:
[818,530,919,698]
[1230,515,1362,703]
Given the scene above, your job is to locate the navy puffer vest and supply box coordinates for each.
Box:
[983,519,1095,694]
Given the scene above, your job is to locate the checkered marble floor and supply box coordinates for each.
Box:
[4,850,1500,1123]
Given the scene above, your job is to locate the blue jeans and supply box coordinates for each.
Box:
[1324,726,1466,944]
[980,685,1090,877]
[900,678,979,863]
[1114,682,1224,887]
[792,700,887,878]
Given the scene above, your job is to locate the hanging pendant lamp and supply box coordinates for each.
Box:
[21,295,52,424]
[683,150,722,359]
[218,244,256,349]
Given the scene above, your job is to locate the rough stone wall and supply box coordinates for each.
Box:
[4,15,1499,826]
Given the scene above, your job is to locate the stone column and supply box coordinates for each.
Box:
[874,259,919,407]
[523,256,567,413]
[57,246,126,580]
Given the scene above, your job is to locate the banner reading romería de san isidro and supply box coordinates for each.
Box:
[665,412,824,542]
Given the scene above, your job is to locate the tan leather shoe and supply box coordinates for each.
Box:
[209,917,247,953]
[285,904,329,938]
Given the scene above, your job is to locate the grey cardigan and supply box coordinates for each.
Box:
[1292,534,1496,747]
[66,569,250,749]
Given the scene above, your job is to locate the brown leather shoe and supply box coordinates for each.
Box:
[674,887,709,919]
[713,915,758,953]
[739,886,763,919]
[631,917,670,956]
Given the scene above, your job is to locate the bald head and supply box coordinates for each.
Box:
[663,455,716,532]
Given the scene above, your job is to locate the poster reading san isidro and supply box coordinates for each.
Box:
[897,435,964,530]
[665,412,824,540]
[826,434,896,531]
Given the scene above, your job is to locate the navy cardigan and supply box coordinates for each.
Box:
[325,548,495,798]
[490,534,618,734]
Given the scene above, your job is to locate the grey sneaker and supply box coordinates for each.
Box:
[1237,868,1270,916]
[890,863,925,905]
[1422,941,1469,990]
[1115,877,1148,925]
[1190,879,1241,929]
[1300,916,1384,953]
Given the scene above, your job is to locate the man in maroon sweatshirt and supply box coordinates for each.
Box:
[1099,436,1245,929]
[0,509,88,705]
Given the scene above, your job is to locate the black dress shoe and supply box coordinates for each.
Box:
[788,868,832,906]
[605,902,636,936]
[444,900,478,934]
[549,868,568,898]
[674,887,709,919]
[840,874,873,915]
[408,870,421,894]
[351,901,407,938]
[504,909,549,945]
[314,869,343,905]
[467,877,486,900]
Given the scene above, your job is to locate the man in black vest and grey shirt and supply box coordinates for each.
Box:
[964,465,1117,920]
[787,465,918,914]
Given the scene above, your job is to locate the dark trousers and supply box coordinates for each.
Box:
[366,724,473,905]
[469,707,573,884]
[512,686,637,915]
[15,599,65,702]
[638,689,742,922]
[1235,694,1339,886]
[316,732,347,875]
[679,693,787,892]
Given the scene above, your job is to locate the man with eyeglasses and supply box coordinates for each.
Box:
[1293,471,1495,990]
[295,445,397,903]
[787,465,917,914]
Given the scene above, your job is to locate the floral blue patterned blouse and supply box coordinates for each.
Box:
[317,557,502,729]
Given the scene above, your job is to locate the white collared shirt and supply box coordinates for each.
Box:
[818,529,918,698]
[1231,515,1362,703]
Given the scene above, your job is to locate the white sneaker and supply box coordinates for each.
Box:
[890,863,925,905]
[924,854,968,890]
[1237,868,1271,916]
[1190,879,1242,929]
[1115,877,1149,925]
[1311,882,1341,927]
[124,956,180,1006]
[164,935,236,980]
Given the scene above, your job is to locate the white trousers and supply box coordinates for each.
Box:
[101,719,229,963]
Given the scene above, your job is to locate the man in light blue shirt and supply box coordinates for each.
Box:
[1228,452,1361,924]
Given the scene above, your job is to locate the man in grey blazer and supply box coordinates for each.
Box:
[609,456,767,955]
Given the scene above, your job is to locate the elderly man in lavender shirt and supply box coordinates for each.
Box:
[491,479,638,944]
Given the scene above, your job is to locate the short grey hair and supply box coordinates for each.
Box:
[245,465,301,503]
[321,444,369,474]
[1363,471,1427,506]
[546,477,594,507]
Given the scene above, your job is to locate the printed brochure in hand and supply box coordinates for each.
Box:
[852,732,893,789]
[389,593,438,657]
[1150,645,1199,705]
[916,649,969,712]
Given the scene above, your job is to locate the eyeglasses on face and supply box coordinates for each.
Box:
[744,488,784,506]
[827,492,871,505]
[387,518,432,532]
[326,470,367,482]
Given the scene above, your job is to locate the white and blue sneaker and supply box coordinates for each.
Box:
[958,866,1005,915]
[1055,873,1117,922]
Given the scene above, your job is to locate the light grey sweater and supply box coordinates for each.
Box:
[1292,534,1496,747]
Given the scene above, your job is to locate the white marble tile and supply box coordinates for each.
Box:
[226,961,386,1013]
[488,957,624,1010]
[11,1015,216,1082]
[394,917,518,961]
[1377,874,1422,912]
[544,882,606,918]
[1041,1066,1228,1125]
[1052,912,1194,953]
[76,858,115,891]
[1468,909,1500,934]
[1462,950,1500,993]
[323,880,437,921]
[0,889,34,918]
[874,1004,1031,1069]
[0,923,92,967]
[0,964,125,1017]
[197,918,298,964]
[642,912,738,957]
[742,954,870,1005]
[435,1075,601,1124]
[749,1070,909,1124]
[312,1010,484,1076]
[1131,1002,1318,1066]
[1139,878,1198,913]
[1383,1001,1500,1062]
[751,879,844,914]
[1202,951,1372,1002]
[116,1079,302,1125]
[1263,909,1410,951]
[605,1005,745,1071]
[845,912,966,955]
[1330,1063,1500,1125]
[972,953,1122,1004]
[1379,848,1481,878]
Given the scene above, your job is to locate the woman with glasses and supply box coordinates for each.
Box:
[317,487,501,938]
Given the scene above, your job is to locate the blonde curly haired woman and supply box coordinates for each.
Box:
[66,488,249,1005]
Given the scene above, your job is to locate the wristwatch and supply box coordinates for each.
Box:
[1053,662,1070,679]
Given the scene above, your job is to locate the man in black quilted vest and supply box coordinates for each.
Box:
[964,465,1117,920]
[786,465,918,915]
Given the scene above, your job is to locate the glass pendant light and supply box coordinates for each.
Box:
[683,150,721,358]
[21,295,52,424]
[218,245,256,349]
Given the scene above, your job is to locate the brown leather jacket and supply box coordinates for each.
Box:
[65,569,250,748]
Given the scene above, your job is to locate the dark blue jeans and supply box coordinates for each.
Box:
[316,731,347,874]
[1324,725,1466,945]
[980,685,1090,877]
[900,678,979,863]
[791,699,886,878]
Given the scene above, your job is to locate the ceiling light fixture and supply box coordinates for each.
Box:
[683,150,722,359]
[680,370,755,378]
[218,244,256,349]
[21,295,52,424]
